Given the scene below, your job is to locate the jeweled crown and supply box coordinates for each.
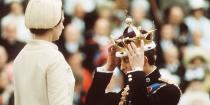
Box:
[111,15,156,58]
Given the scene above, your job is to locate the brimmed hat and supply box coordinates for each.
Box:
[25,0,62,29]
[111,16,156,58]
[189,0,208,10]
[183,47,209,67]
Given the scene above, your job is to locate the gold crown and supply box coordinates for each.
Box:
[111,16,156,57]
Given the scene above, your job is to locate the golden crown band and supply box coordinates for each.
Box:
[112,29,157,58]
[112,29,156,48]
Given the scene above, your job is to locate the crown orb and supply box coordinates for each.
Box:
[125,17,133,25]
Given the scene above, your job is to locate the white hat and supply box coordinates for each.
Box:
[131,0,150,12]
[183,47,209,66]
[25,0,62,29]
[189,0,208,10]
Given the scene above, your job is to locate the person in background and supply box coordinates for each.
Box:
[185,0,210,52]
[57,24,83,59]
[67,52,92,105]
[93,18,111,47]
[71,2,86,33]
[80,31,99,73]
[0,21,25,62]
[131,0,153,30]
[178,90,210,105]
[13,0,75,105]
[92,18,112,67]
[81,18,111,72]
[156,24,177,66]
[163,5,189,48]
[159,46,186,86]
[182,47,209,92]
[96,2,113,21]
[1,1,31,42]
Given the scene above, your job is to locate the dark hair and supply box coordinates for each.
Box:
[145,49,156,65]
[29,29,50,35]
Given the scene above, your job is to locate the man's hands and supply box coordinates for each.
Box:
[126,40,144,70]
[103,40,144,72]
[103,45,120,71]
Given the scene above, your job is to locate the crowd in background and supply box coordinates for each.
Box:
[1,0,210,105]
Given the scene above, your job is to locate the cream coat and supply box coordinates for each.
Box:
[13,40,75,105]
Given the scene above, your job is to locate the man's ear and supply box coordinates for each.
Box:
[144,56,148,65]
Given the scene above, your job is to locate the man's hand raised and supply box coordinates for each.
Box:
[103,45,120,71]
[126,40,144,71]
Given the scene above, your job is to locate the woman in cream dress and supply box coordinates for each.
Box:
[13,0,75,105]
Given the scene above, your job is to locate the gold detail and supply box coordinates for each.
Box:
[119,85,130,105]
[110,18,156,50]
[159,78,174,84]
[157,78,182,96]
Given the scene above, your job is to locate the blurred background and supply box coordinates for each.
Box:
[1,0,210,105]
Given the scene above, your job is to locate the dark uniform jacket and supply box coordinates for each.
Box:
[85,69,181,105]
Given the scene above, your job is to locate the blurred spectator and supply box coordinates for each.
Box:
[0,0,9,20]
[188,29,203,49]
[57,24,83,59]
[185,0,210,52]
[179,47,210,104]
[111,0,129,36]
[64,0,96,16]
[114,0,129,13]
[67,52,92,105]
[131,0,153,30]
[71,3,86,33]
[93,18,111,47]
[0,22,25,62]
[63,0,77,16]
[112,0,129,23]
[0,46,8,71]
[159,46,185,85]
[178,91,210,105]
[3,0,24,5]
[81,18,111,72]
[160,24,176,50]
[163,5,189,44]
[96,1,113,20]
[1,1,31,42]
[158,0,190,14]
[182,47,209,91]
[80,31,99,72]
[156,24,177,66]
[92,18,112,66]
